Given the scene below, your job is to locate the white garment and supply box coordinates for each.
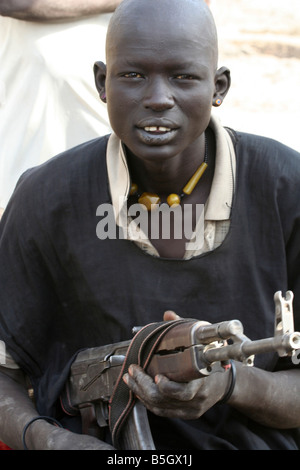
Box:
[0,15,112,208]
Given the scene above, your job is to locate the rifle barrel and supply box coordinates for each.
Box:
[203,332,300,364]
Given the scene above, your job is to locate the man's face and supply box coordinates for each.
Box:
[103,6,219,164]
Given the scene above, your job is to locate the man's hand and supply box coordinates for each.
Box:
[123,363,231,420]
[122,309,230,421]
[0,0,123,21]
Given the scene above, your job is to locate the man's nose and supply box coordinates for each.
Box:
[143,77,175,111]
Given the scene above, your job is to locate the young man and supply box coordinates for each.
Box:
[0,0,300,450]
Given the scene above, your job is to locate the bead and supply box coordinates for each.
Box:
[167,193,181,207]
[130,183,138,196]
[183,162,208,195]
[138,192,161,211]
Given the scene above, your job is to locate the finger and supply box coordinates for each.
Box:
[123,366,203,420]
[123,365,163,405]
[163,310,181,321]
[155,374,202,401]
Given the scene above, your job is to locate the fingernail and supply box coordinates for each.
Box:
[123,373,129,384]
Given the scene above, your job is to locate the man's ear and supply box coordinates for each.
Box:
[212,66,231,107]
[94,61,107,103]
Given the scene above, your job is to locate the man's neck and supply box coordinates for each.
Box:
[125,130,214,198]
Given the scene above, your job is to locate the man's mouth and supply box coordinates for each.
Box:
[135,119,179,145]
[143,126,172,134]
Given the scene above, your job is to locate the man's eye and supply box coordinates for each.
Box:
[175,74,195,80]
[123,72,144,78]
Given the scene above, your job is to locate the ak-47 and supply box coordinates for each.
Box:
[61,291,300,450]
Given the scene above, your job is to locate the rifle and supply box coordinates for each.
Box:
[61,291,300,450]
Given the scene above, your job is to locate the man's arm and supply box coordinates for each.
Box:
[228,365,300,429]
[0,368,114,449]
[124,363,300,429]
[0,0,123,21]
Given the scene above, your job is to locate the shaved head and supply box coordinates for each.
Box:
[106,0,218,69]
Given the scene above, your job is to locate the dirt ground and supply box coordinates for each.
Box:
[209,0,300,151]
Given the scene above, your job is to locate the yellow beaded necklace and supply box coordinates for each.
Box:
[129,134,208,211]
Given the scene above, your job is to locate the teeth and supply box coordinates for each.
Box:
[144,126,171,132]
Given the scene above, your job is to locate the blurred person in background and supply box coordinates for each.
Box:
[0,1,123,216]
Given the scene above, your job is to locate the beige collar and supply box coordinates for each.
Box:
[205,115,236,220]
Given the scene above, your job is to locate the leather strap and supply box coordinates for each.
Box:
[108,319,188,448]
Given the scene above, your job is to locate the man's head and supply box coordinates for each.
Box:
[94,0,230,163]
[106,0,219,68]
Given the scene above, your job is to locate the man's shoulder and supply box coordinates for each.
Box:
[4,135,110,223]
[33,134,108,175]
[233,130,300,175]
[17,135,109,192]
